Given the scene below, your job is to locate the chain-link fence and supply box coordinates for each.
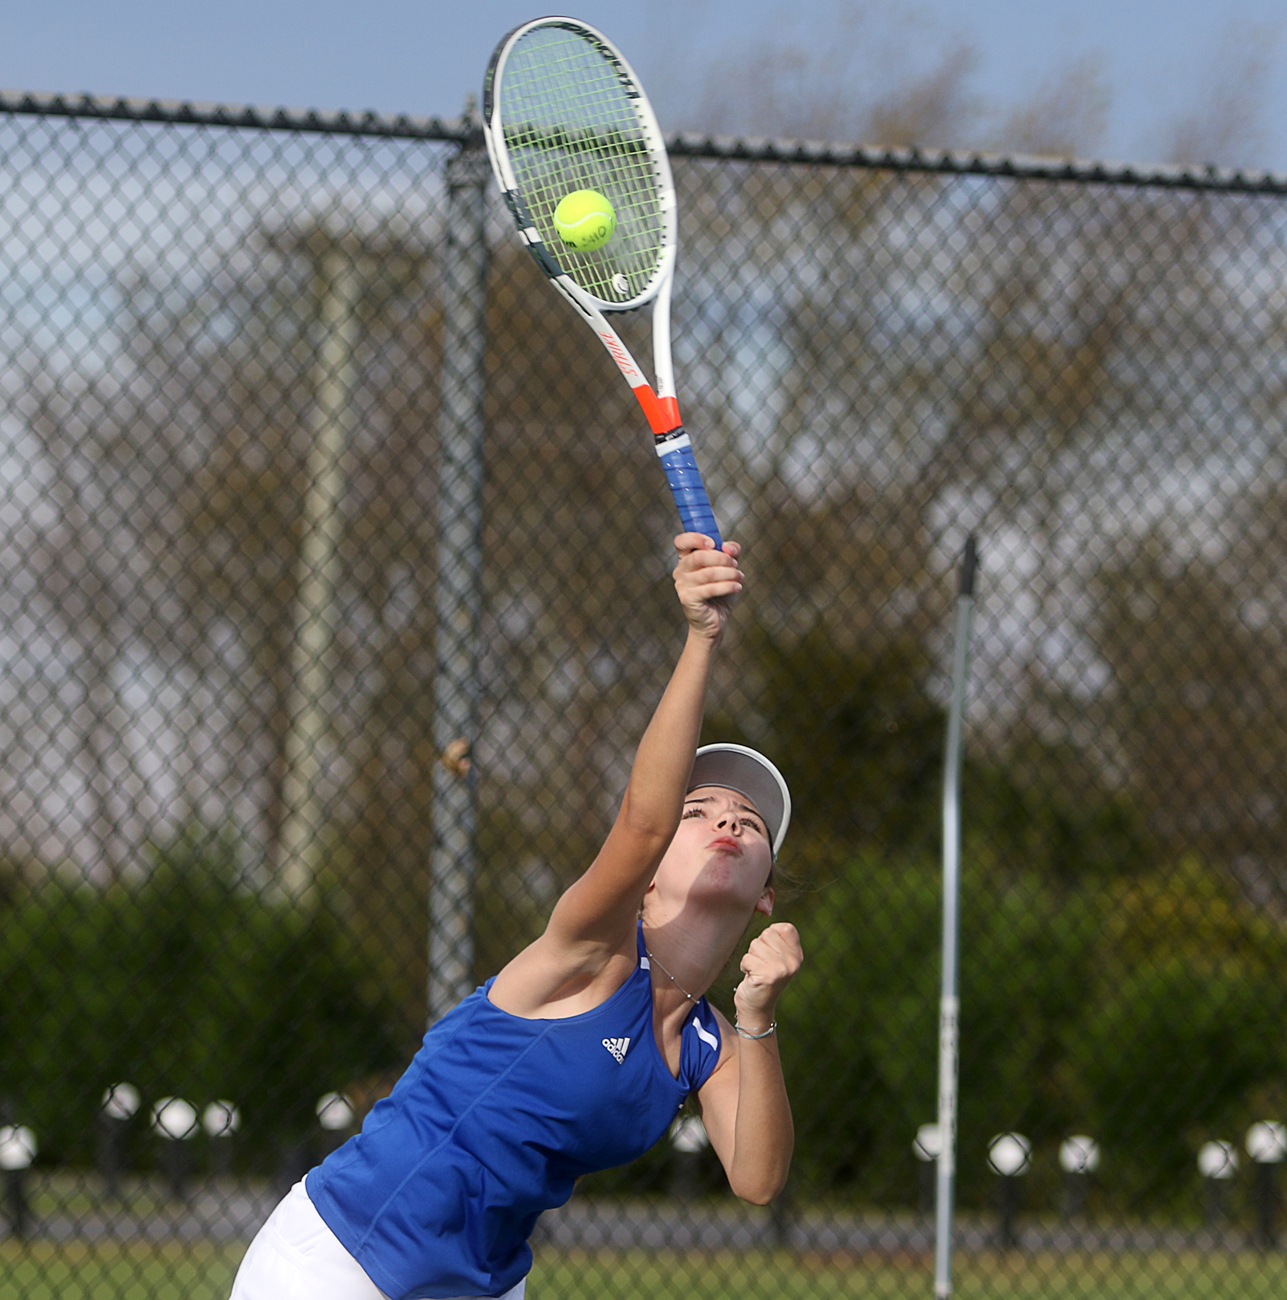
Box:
[4,89,1287,1299]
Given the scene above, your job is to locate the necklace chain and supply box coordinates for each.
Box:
[645,947,696,1002]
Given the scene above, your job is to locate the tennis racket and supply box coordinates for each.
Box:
[482,16,721,547]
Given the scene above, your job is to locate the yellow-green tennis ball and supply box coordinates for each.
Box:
[553,189,616,252]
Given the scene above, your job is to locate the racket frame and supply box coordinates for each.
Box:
[483,16,720,543]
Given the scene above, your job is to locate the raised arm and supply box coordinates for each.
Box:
[545,533,743,946]
[487,533,743,1014]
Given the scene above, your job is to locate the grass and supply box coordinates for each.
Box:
[532,1248,1287,1299]
[0,1240,242,1300]
[4,1242,1287,1300]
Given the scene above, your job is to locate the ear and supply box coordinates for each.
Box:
[754,886,775,918]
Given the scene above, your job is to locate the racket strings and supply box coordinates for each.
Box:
[499,26,666,304]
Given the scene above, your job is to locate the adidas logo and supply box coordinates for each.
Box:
[602,1036,631,1064]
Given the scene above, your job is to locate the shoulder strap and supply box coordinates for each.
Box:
[679,997,723,1092]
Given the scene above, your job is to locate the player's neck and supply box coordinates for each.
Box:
[641,907,746,1003]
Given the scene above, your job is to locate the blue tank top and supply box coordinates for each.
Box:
[306,924,723,1300]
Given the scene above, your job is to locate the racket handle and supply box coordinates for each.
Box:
[656,431,722,549]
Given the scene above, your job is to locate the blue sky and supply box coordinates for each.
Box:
[3,1,1286,170]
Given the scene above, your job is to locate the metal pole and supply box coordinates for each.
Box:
[1255,1161,1277,1250]
[276,245,364,901]
[4,1168,29,1241]
[96,1110,127,1199]
[427,121,491,1025]
[934,535,978,1300]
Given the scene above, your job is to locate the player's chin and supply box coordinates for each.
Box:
[691,867,767,911]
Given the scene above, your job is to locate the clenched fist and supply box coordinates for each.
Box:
[733,922,803,1030]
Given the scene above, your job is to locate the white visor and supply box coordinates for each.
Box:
[687,744,791,858]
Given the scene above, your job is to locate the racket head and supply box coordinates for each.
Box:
[483,16,676,312]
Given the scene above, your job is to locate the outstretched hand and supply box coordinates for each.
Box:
[673,533,743,641]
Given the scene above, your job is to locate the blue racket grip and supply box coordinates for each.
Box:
[656,431,722,549]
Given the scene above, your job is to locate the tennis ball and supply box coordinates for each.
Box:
[553,189,616,252]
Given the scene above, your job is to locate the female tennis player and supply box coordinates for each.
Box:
[229,532,803,1300]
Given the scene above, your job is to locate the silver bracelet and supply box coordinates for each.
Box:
[734,1020,777,1040]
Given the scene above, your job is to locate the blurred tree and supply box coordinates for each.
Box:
[20,218,447,1041]
[1091,518,1287,906]
[993,55,1110,158]
[649,0,983,146]
[647,0,1120,160]
[0,835,403,1170]
[650,0,1280,171]
[780,846,1287,1214]
[1158,18,1279,169]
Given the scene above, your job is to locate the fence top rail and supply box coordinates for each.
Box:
[4,88,1287,197]
[669,132,1287,196]
[0,89,473,143]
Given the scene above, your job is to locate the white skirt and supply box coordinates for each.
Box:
[229,1179,527,1300]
